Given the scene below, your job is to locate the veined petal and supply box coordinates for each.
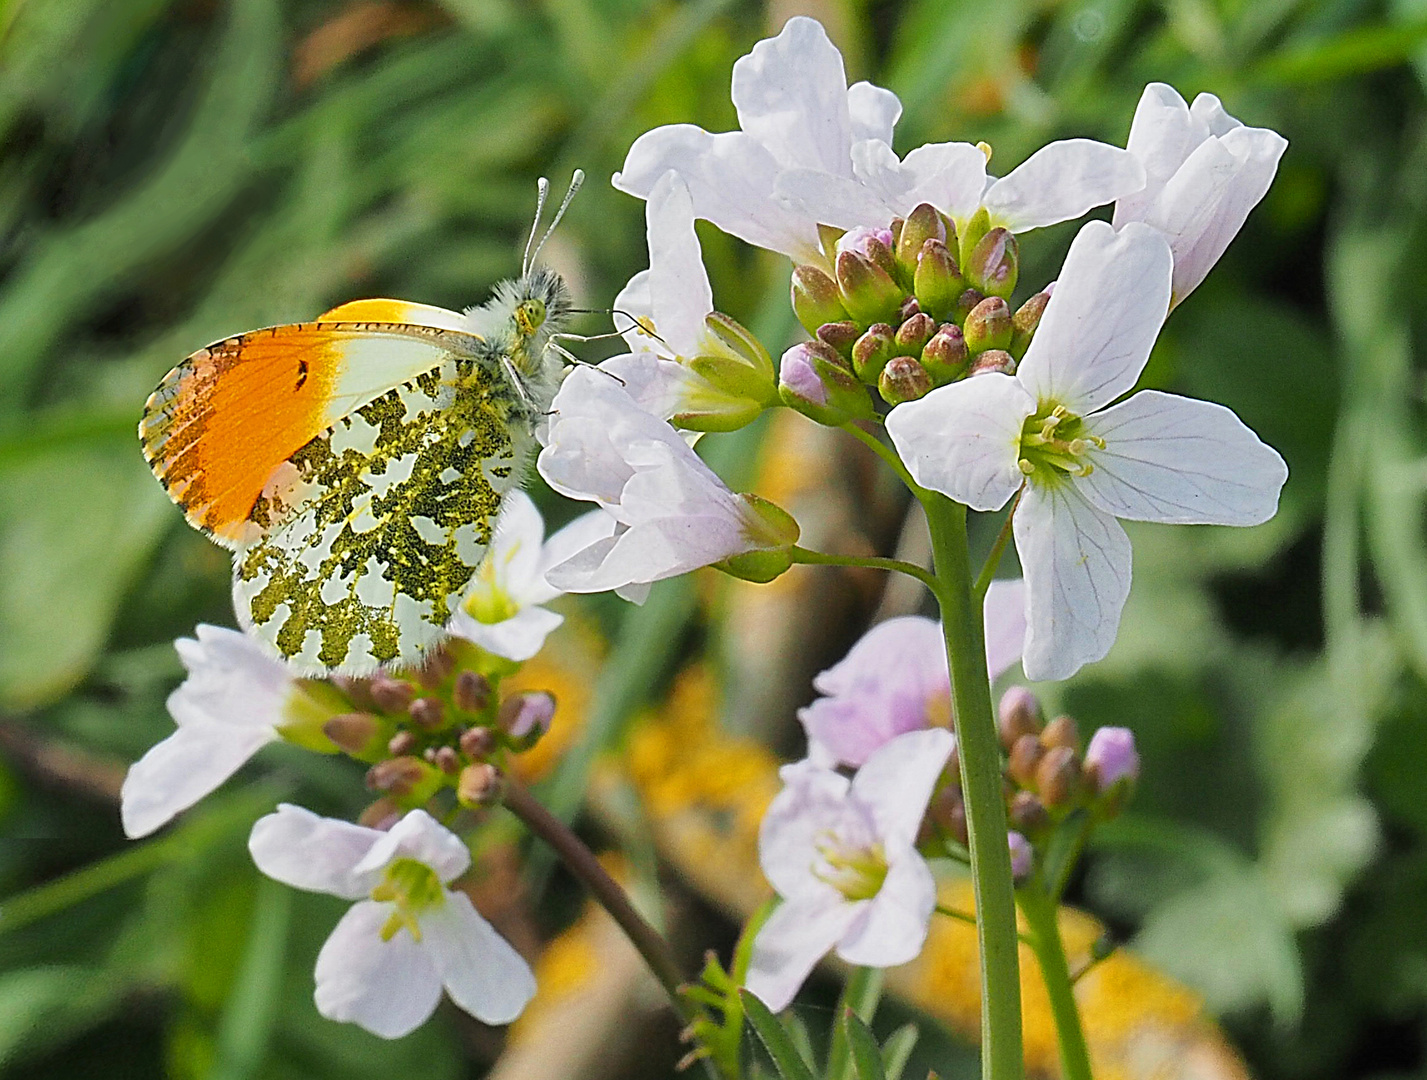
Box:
[886,373,1033,512]
[598,352,724,425]
[848,81,902,145]
[850,728,953,851]
[167,624,291,729]
[983,139,1145,233]
[645,171,714,356]
[776,166,900,232]
[1016,221,1172,414]
[122,721,276,839]
[1015,482,1132,682]
[745,896,863,1011]
[837,853,936,967]
[448,604,563,663]
[248,804,382,899]
[1114,83,1202,226]
[1080,390,1287,524]
[421,891,536,1025]
[899,141,991,220]
[314,900,443,1039]
[731,16,852,175]
[354,809,470,883]
[1189,91,1244,137]
[984,577,1028,680]
[759,760,853,902]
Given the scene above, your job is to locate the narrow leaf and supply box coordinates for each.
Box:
[739,990,815,1080]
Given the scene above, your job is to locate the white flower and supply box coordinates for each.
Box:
[1113,83,1287,307]
[886,220,1287,682]
[613,16,902,264]
[799,579,1027,767]
[447,491,612,662]
[746,728,953,1011]
[122,624,296,839]
[249,805,535,1038]
[536,366,795,601]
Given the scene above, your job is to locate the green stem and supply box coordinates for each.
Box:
[841,421,923,492]
[973,486,1023,603]
[1018,888,1094,1080]
[936,904,1036,946]
[922,492,1024,1080]
[789,545,942,600]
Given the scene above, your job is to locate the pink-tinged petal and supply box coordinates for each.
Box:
[848,81,902,145]
[898,141,991,220]
[745,896,863,1011]
[420,891,536,1025]
[731,16,852,175]
[598,352,727,426]
[983,577,1027,680]
[983,139,1145,233]
[645,171,713,356]
[1079,390,1287,525]
[1015,482,1132,682]
[354,809,470,883]
[1114,84,1201,226]
[122,722,276,838]
[849,728,954,850]
[314,900,443,1038]
[448,604,564,663]
[1016,221,1172,415]
[533,509,619,602]
[886,373,1033,512]
[248,804,382,899]
[758,761,853,903]
[836,853,936,967]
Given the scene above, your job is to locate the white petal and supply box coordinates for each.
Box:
[448,605,564,663]
[613,270,653,351]
[886,374,1033,512]
[898,141,991,220]
[122,722,276,838]
[353,809,470,883]
[849,728,954,850]
[421,891,536,1025]
[731,16,852,175]
[1189,92,1244,137]
[533,509,619,602]
[645,171,713,356]
[758,761,853,903]
[745,896,862,1012]
[1079,390,1287,524]
[486,491,545,597]
[166,624,291,729]
[776,167,899,232]
[1014,482,1132,682]
[248,804,382,899]
[1016,220,1172,414]
[597,352,724,426]
[983,577,1027,680]
[314,900,443,1039]
[836,853,936,968]
[1113,83,1201,226]
[848,81,902,145]
[982,139,1145,232]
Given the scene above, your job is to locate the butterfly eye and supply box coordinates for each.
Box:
[515,298,546,336]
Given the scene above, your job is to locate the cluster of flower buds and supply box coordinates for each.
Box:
[319,639,555,819]
[782,204,1051,419]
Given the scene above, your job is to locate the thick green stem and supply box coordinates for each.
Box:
[922,492,1024,1080]
[1018,889,1094,1080]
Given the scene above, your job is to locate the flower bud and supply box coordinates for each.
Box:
[958,206,991,270]
[1008,790,1049,833]
[895,203,947,282]
[968,349,1016,377]
[851,323,896,383]
[965,227,1019,299]
[683,313,780,426]
[369,675,415,714]
[998,687,1044,750]
[898,295,922,323]
[415,647,456,689]
[1009,290,1050,360]
[499,690,556,746]
[964,296,1013,354]
[837,227,897,276]
[457,763,504,807]
[388,730,418,757]
[1008,733,1043,788]
[895,312,936,356]
[912,239,963,322]
[816,320,860,358]
[717,493,800,584]
[778,341,873,426]
[459,724,497,758]
[791,265,849,334]
[1035,745,1082,807]
[954,288,985,325]
[323,712,386,759]
[408,696,446,731]
[365,756,442,801]
[929,785,969,847]
[837,249,904,326]
[920,324,969,385]
[1008,831,1034,881]
[878,357,932,405]
[433,746,461,774]
[358,797,402,830]
[453,670,492,715]
[1084,727,1139,793]
[1040,714,1080,752]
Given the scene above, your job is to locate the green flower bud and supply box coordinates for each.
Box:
[699,312,778,400]
[1009,288,1051,360]
[836,249,904,326]
[958,206,991,270]
[895,203,947,284]
[878,357,933,405]
[998,686,1044,750]
[1008,790,1050,834]
[913,238,964,322]
[369,674,416,714]
[851,323,897,383]
[898,295,922,322]
[791,264,848,334]
[895,312,936,355]
[816,320,861,358]
[778,341,874,426]
[968,348,1016,376]
[459,725,497,758]
[964,296,1013,353]
[921,324,969,385]
[453,670,492,715]
[408,696,446,732]
[965,227,1019,299]
[954,287,985,324]
[716,494,801,584]
[1008,733,1043,788]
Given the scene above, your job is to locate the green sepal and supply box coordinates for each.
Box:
[276,678,350,752]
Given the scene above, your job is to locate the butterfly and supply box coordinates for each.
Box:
[140,174,584,675]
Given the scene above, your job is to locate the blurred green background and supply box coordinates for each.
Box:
[3,0,1427,1077]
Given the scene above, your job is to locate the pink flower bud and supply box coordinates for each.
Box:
[499,690,556,744]
[1008,831,1033,880]
[837,226,895,264]
[1085,727,1139,792]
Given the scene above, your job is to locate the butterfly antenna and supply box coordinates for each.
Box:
[522,177,551,277]
[528,169,585,270]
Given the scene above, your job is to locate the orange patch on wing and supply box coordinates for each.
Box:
[141,326,346,544]
[319,298,468,332]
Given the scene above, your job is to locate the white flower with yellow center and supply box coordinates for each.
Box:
[248,805,535,1038]
[886,220,1287,681]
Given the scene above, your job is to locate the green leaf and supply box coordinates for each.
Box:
[880,1024,919,1080]
[842,1009,887,1080]
[739,990,816,1080]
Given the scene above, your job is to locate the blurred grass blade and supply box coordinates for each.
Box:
[880,1024,918,1080]
[209,877,291,1080]
[738,989,815,1080]
[1251,18,1427,84]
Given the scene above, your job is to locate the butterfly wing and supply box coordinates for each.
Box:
[232,353,532,674]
